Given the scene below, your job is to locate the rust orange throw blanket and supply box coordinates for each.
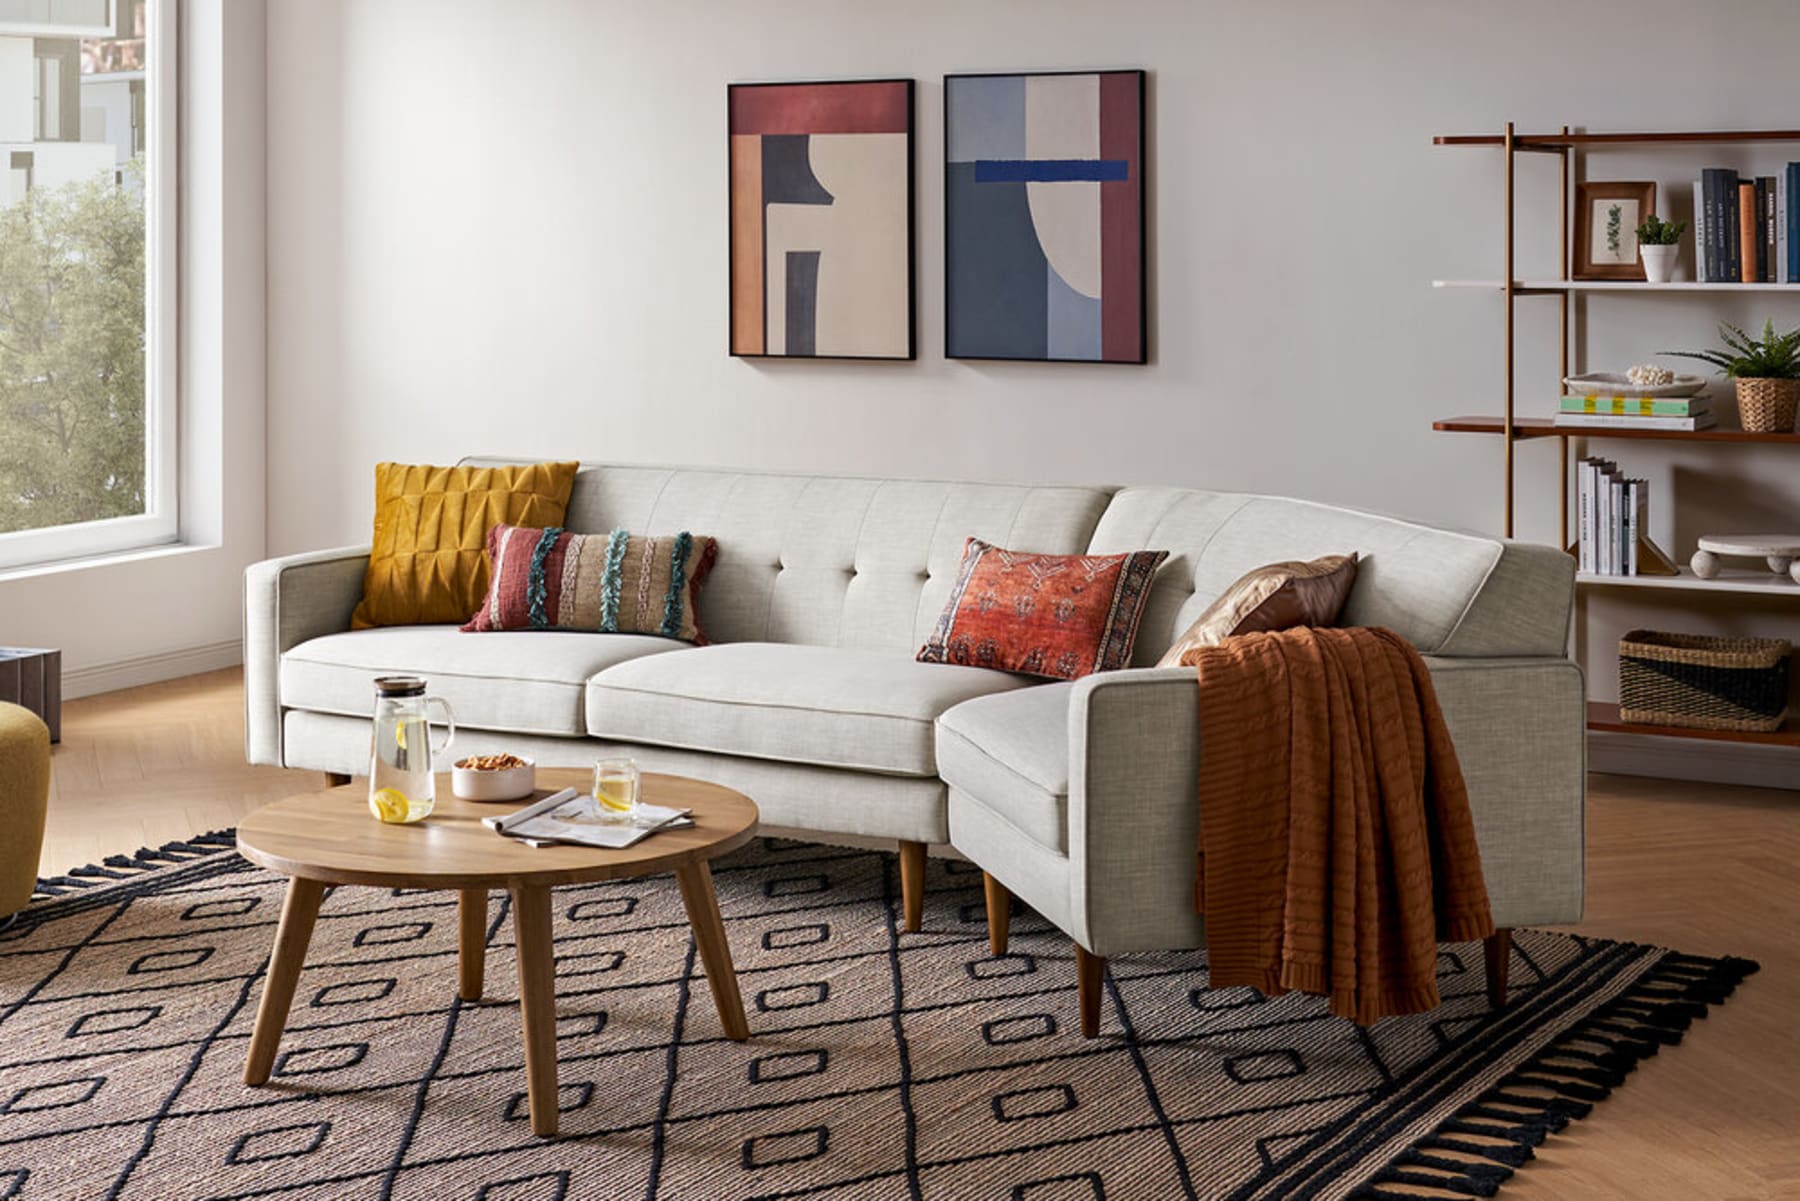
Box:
[1183,626,1494,1025]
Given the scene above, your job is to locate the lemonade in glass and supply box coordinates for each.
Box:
[592,758,640,825]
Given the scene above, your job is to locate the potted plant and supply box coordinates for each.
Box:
[1635,214,1685,283]
[1666,319,1800,432]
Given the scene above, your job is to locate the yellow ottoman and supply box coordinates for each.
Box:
[0,701,50,922]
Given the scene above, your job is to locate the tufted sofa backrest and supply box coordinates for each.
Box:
[464,459,1113,653]
[1088,487,1574,661]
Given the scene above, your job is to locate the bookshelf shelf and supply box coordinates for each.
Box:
[1434,278,1800,293]
[1577,567,1800,596]
[1437,130,1800,148]
[1587,702,1800,748]
[1432,416,1800,444]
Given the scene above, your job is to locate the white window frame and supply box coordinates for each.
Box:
[0,0,177,572]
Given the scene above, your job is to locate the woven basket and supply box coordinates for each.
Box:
[1734,377,1800,433]
[1619,630,1791,732]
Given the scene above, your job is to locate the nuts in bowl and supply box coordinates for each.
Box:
[451,753,536,802]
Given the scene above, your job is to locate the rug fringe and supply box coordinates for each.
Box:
[1349,950,1759,1200]
[30,829,238,899]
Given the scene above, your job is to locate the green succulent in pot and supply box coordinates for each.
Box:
[1664,320,1800,433]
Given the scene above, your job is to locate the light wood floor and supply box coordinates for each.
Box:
[33,668,1800,1200]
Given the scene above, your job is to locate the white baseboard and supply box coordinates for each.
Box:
[63,639,243,700]
[1588,731,1800,792]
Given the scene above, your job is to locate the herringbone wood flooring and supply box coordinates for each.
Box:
[35,669,1800,1200]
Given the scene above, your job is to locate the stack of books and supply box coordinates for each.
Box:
[1554,391,1714,432]
[1578,458,1649,576]
[1693,163,1800,282]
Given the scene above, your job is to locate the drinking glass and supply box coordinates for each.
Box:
[592,758,640,825]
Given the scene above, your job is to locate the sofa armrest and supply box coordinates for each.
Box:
[1420,655,1585,927]
[1064,654,1586,956]
[243,546,370,767]
[1066,667,1205,956]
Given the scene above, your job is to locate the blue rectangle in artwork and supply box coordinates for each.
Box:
[974,159,1129,183]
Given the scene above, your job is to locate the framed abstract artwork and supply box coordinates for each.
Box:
[944,70,1146,363]
[728,79,915,360]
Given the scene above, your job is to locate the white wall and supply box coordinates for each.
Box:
[0,0,265,696]
[264,0,1800,547]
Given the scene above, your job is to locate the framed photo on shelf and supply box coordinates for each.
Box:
[1572,181,1656,281]
[728,79,915,360]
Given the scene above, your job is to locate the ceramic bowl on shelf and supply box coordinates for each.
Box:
[1562,371,1707,398]
[450,755,536,802]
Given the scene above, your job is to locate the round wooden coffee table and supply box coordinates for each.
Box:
[236,769,758,1137]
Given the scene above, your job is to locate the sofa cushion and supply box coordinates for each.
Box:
[586,642,1033,776]
[936,683,1073,855]
[281,627,684,737]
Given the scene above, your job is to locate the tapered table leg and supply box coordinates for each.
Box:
[458,888,487,1001]
[244,876,327,1085]
[510,884,560,1137]
[676,860,749,1041]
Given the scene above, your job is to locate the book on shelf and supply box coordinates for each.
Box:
[1739,180,1758,283]
[1559,394,1710,417]
[1554,410,1717,431]
[1780,170,1790,284]
[1788,162,1800,282]
[1576,458,1653,577]
[1693,164,1800,282]
[1764,176,1779,283]
[1693,179,1711,282]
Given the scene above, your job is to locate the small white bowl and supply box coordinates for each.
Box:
[451,757,536,802]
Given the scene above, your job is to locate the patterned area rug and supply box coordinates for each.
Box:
[2,836,1754,1201]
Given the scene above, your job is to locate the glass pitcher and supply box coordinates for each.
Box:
[368,676,455,824]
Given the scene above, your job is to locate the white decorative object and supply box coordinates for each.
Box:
[1562,371,1706,398]
[1689,535,1800,584]
[1640,242,1678,282]
[1625,364,1676,388]
[451,756,536,802]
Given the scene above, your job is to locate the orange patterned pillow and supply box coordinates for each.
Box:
[918,538,1168,680]
[351,461,579,629]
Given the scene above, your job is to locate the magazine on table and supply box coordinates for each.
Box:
[481,787,692,850]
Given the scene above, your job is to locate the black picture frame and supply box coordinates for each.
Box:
[943,68,1147,364]
[727,78,917,362]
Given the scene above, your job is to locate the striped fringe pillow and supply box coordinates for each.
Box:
[461,524,719,642]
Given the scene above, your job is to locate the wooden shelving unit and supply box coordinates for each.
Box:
[1433,125,1800,753]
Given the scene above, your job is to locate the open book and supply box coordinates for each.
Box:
[481,787,693,850]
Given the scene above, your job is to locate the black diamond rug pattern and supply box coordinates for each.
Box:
[0,837,1756,1200]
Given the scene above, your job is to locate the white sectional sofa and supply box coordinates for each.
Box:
[245,460,1583,1026]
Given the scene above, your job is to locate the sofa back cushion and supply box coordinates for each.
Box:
[464,460,1113,653]
[1089,488,1574,662]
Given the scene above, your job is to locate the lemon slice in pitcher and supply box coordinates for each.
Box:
[370,787,411,823]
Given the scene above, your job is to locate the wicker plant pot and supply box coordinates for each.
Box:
[1734,377,1800,433]
[1619,630,1791,732]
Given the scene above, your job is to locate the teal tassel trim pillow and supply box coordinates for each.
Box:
[463,525,718,642]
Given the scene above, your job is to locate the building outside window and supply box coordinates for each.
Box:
[0,0,173,570]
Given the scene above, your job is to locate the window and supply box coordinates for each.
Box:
[0,0,172,571]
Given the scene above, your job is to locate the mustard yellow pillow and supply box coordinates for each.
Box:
[351,460,580,629]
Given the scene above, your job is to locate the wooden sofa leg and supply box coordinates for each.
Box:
[324,772,352,788]
[898,841,926,932]
[983,872,1011,956]
[1075,944,1105,1038]
[1484,928,1512,1009]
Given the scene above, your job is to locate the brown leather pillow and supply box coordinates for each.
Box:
[1157,553,1359,667]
